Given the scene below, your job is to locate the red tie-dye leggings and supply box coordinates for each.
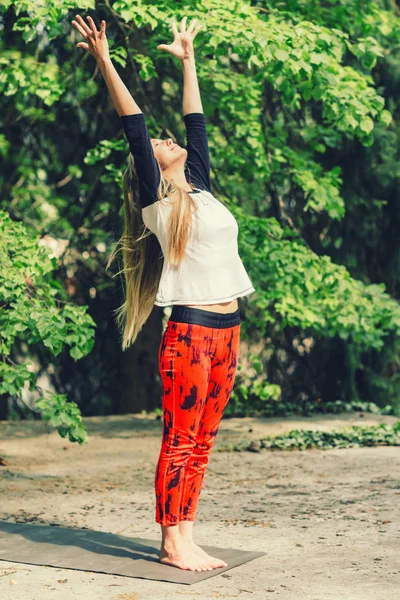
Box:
[155,308,241,526]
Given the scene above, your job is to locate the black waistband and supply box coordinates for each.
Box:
[169,305,241,329]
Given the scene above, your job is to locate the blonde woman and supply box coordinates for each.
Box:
[72,14,255,572]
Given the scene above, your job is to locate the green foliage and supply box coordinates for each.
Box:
[0,51,64,110]
[224,394,399,418]
[1,0,95,42]
[36,393,88,444]
[217,421,400,452]
[233,208,400,347]
[1,0,399,426]
[0,210,95,443]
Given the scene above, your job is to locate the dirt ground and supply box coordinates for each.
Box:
[0,411,399,600]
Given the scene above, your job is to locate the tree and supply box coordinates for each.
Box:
[1,1,399,441]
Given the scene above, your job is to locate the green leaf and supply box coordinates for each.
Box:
[275,49,289,62]
[379,110,392,127]
[359,117,374,134]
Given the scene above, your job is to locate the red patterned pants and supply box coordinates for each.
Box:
[155,312,241,526]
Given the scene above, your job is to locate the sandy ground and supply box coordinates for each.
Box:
[0,412,399,600]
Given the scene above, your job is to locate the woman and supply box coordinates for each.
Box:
[71,14,255,572]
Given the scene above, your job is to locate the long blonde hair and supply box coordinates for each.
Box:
[106,152,199,350]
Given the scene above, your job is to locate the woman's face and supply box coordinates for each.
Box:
[150,137,187,170]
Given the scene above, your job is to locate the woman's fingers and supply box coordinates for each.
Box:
[72,15,109,58]
[171,20,179,38]
[186,18,197,34]
[71,20,88,39]
[86,16,98,36]
[75,14,92,36]
[192,23,202,38]
[180,16,187,33]
[167,16,201,44]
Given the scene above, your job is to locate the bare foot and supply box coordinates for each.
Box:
[181,537,227,569]
[159,539,214,572]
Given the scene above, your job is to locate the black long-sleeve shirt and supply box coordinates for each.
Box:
[120,112,211,209]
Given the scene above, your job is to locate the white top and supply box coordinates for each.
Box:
[142,189,256,307]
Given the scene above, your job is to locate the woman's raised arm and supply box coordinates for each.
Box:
[71,15,160,208]
[71,14,141,117]
[158,17,211,192]
[157,16,203,115]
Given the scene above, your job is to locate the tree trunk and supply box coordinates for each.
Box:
[116,307,164,414]
[0,394,9,421]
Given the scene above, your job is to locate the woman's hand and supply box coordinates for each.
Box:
[157,16,202,61]
[71,15,110,63]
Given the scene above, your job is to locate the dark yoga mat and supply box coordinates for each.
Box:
[0,520,266,584]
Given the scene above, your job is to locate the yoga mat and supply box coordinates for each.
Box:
[0,520,266,584]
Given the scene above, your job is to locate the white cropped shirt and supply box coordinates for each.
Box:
[142,188,256,307]
[120,111,255,307]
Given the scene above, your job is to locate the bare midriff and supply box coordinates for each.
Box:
[183,298,238,314]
